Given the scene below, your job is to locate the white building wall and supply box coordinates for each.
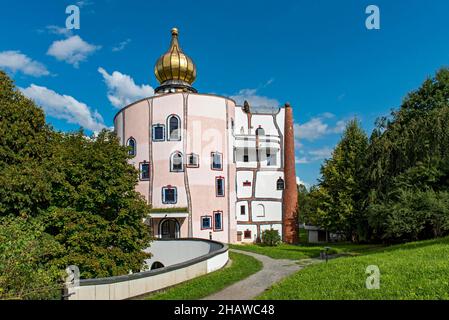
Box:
[250,114,279,136]
[234,107,249,134]
[236,224,258,243]
[251,201,282,222]
[235,201,249,222]
[255,171,284,199]
[236,171,253,198]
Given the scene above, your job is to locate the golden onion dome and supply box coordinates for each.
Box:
[154,28,197,92]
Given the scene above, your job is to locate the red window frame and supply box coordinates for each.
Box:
[215,176,225,197]
[213,211,223,232]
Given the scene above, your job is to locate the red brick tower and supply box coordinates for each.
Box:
[282,103,298,244]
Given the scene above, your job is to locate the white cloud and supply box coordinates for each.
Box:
[98,67,155,108]
[230,88,280,109]
[295,116,346,141]
[295,146,334,166]
[47,35,100,67]
[20,84,106,132]
[45,25,73,37]
[0,51,49,77]
[112,39,131,52]
[296,177,310,189]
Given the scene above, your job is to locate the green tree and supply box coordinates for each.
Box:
[0,71,55,216]
[0,215,64,300]
[313,119,369,241]
[0,71,152,281]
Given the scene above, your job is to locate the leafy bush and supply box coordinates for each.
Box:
[0,216,65,300]
[0,70,152,281]
[261,229,281,246]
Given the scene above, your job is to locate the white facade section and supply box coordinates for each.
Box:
[236,171,253,198]
[236,201,249,222]
[251,201,282,222]
[255,171,284,199]
[236,224,258,243]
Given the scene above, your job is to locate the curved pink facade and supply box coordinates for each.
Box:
[114,93,236,243]
[114,91,296,244]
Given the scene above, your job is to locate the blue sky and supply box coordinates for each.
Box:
[1,0,449,186]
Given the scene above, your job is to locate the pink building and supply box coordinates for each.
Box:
[114,28,298,244]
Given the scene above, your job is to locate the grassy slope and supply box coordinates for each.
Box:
[145,252,262,300]
[258,236,449,300]
[229,243,381,260]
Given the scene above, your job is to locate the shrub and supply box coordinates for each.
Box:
[0,216,65,300]
[261,229,281,246]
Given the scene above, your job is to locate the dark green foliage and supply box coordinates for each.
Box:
[299,68,449,243]
[261,229,281,246]
[302,119,369,241]
[0,71,152,296]
[0,216,65,300]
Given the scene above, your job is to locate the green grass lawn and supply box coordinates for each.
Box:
[229,242,381,260]
[144,252,262,300]
[258,236,449,300]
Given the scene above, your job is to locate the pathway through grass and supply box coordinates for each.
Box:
[229,242,381,260]
[258,236,449,300]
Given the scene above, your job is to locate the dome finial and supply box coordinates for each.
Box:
[154,27,197,93]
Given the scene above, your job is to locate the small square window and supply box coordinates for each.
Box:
[243,155,249,162]
[140,162,150,180]
[244,230,252,239]
[162,187,177,204]
[211,152,223,170]
[201,216,212,230]
[214,212,223,231]
[152,124,165,141]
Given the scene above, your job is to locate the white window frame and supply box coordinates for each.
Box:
[167,115,181,141]
[152,124,165,142]
[162,186,177,204]
[170,152,184,172]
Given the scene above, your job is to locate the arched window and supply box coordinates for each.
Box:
[256,204,265,217]
[277,177,285,190]
[127,137,136,157]
[170,152,184,172]
[151,261,165,270]
[255,126,265,136]
[167,115,181,141]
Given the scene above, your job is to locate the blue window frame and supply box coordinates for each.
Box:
[162,186,177,204]
[152,124,165,141]
[214,211,223,231]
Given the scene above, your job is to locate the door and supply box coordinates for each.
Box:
[159,219,180,239]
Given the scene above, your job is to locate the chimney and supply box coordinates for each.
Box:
[282,103,299,244]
